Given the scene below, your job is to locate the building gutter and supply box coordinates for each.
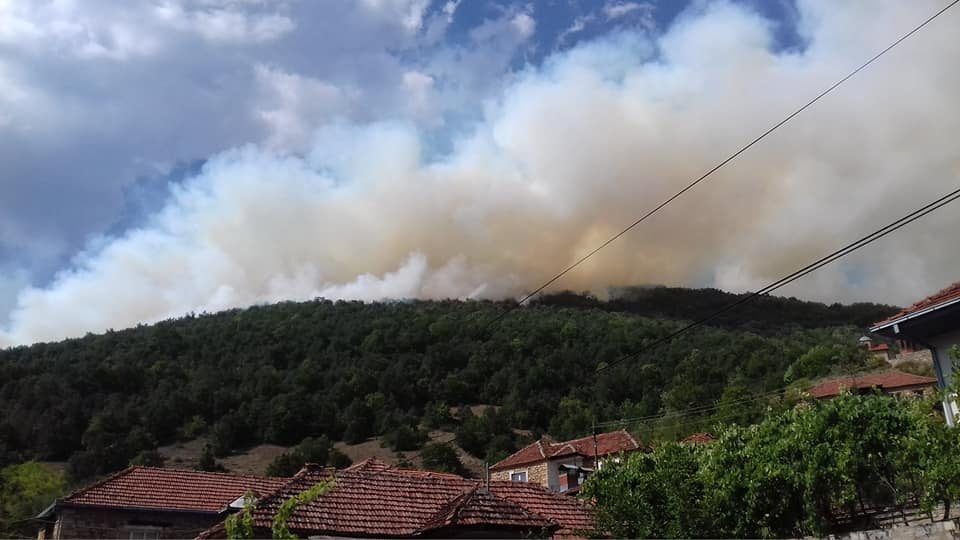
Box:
[870,296,960,333]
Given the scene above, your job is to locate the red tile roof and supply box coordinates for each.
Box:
[421,487,554,532]
[873,281,960,327]
[807,371,937,399]
[488,481,594,533]
[197,459,594,539]
[60,467,288,514]
[679,432,715,445]
[491,429,643,471]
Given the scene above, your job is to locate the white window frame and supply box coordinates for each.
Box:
[510,470,528,483]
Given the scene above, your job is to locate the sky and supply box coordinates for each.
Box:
[0,0,958,346]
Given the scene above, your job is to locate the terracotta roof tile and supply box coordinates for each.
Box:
[198,458,594,539]
[491,429,643,471]
[873,281,960,327]
[488,481,594,533]
[679,432,715,445]
[62,467,288,513]
[808,371,937,399]
[489,439,552,471]
[420,487,555,532]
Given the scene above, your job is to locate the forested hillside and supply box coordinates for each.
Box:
[0,287,898,485]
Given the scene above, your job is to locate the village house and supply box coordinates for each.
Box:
[489,429,644,493]
[35,467,288,540]
[197,458,593,539]
[858,335,934,367]
[806,370,937,400]
[36,460,593,540]
[870,281,960,425]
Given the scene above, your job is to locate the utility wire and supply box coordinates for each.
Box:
[493,0,959,321]
[595,184,960,375]
[594,387,788,428]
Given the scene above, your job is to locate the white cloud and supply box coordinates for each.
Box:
[603,1,650,20]
[360,0,431,32]
[154,2,294,44]
[254,65,352,151]
[510,13,536,40]
[442,0,461,21]
[557,15,596,46]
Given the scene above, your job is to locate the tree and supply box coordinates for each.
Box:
[267,436,336,477]
[420,443,466,475]
[382,425,427,452]
[130,449,165,467]
[197,444,226,472]
[582,444,706,538]
[548,398,593,441]
[0,462,66,537]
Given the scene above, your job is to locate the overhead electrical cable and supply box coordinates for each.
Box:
[593,387,788,428]
[594,184,960,375]
[491,0,959,324]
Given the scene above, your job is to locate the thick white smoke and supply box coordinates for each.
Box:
[2,0,959,346]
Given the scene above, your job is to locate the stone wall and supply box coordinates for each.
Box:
[489,462,550,490]
[892,349,935,368]
[47,507,221,539]
[825,519,959,540]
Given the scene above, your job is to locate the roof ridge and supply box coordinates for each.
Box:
[620,429,641,449]
[490,438,547,470]
[122,465,284,481]
[417,486,477,533]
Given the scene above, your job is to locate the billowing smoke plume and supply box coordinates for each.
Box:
[2,0,959,346]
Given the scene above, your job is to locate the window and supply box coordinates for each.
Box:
[510,471,527,483]
[128,528,160,540]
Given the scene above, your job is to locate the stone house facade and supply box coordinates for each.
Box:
[489,430,644,493]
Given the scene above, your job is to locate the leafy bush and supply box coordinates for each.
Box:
[583,392,960,538]
[382,425,427,452]
[266,436,342,477]
[0,462,66,537]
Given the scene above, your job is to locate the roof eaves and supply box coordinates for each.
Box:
[871,295,960,332]
[56,501,221,515]
[489,456,548,472]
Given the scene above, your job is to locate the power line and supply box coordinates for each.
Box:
[500,0,958,314]
[595,184,960,374]
[594,387,788,428]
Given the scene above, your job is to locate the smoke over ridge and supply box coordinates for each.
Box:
[2,0,959,346]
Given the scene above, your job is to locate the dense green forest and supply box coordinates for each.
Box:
[0,287,898,487]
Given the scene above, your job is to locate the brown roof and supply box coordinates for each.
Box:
[873,281,960,327]
[421,487,554,532]
[197,459,593,539]
[490,429,643,471]
[679,432,715,445]
[59,466,288,514]
[807,371,937,399]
